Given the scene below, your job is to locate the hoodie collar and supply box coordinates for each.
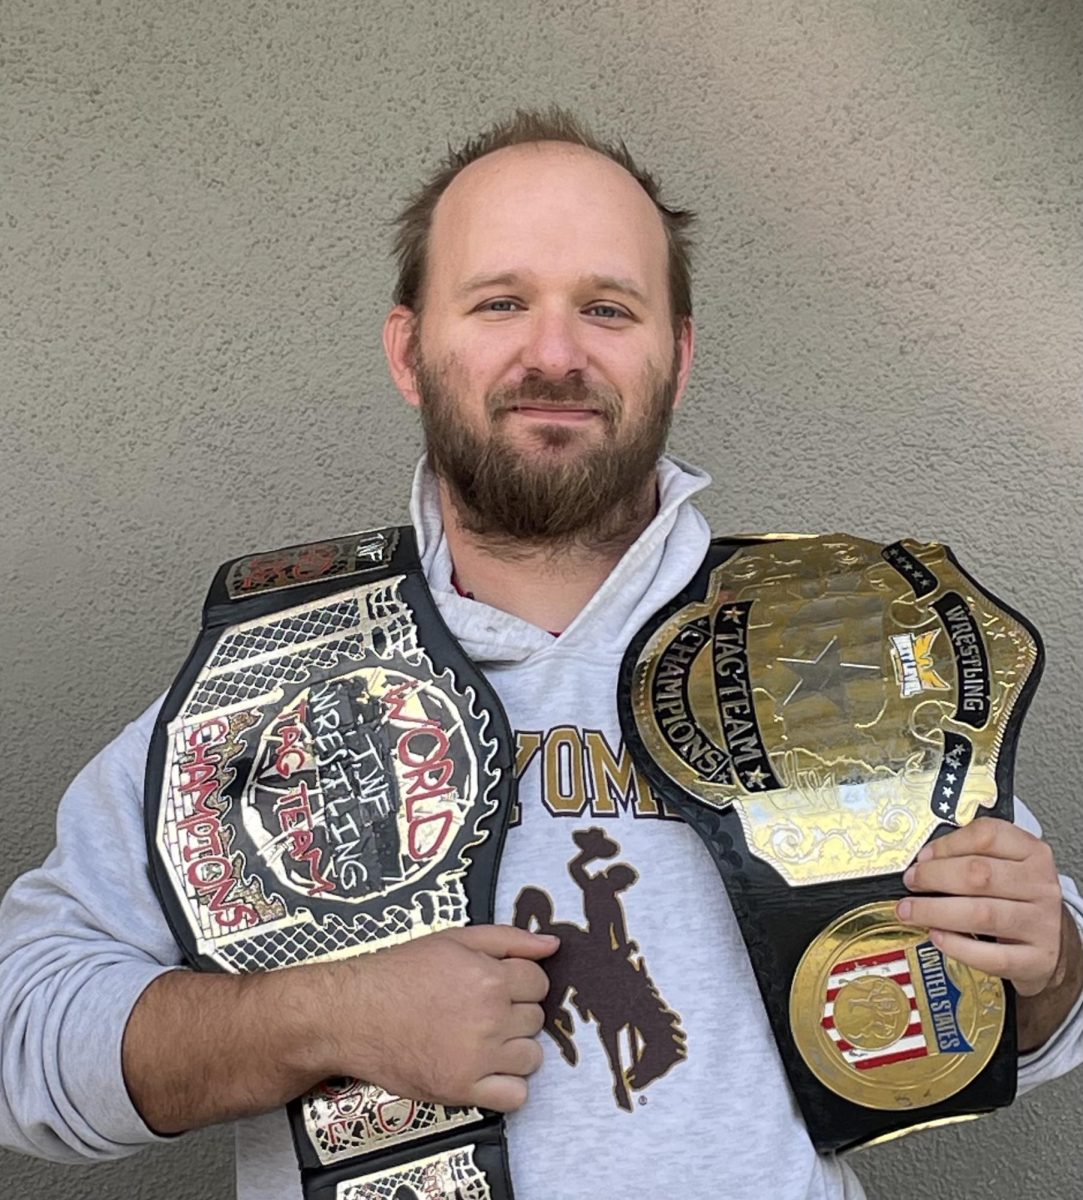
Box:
[409,455,712,665]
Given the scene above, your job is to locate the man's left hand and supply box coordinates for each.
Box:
[897,818,1066,997]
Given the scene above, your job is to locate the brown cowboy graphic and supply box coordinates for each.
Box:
[513,827,687,1110]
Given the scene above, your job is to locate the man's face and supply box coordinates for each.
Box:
[388,141,693,545]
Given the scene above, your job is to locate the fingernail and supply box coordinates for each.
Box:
[917,845,933,862]
[903,867,916,888]
[897,899,912,921]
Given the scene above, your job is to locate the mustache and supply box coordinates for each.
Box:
[487,376,620,419]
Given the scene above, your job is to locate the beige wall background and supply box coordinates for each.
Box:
[1,0,1080,1196]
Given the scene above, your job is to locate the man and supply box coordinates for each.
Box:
[1,108,1081,1200]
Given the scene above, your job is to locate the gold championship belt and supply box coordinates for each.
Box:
[618,534,1043,1151]
[145,528,517,1200]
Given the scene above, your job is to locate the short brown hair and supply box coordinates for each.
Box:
[392,106,695,330]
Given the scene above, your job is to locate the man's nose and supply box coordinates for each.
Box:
[518,307,589,378]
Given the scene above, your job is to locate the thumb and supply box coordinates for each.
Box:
[445,924,560,960]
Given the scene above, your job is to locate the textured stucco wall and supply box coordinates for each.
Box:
[1,0,1080,1196]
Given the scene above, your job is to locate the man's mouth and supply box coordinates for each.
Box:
[506,405,603,422]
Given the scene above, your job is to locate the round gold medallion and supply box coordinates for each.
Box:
[832,975,912,1050]
[790,901,1005,1110]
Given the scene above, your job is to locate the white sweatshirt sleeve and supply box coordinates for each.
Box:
[0,700,182,1163]
[1013,798,1083,1093]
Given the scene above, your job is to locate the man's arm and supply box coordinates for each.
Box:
[122,924,555,1135]
[0,703,552,1163]
[0,709,184,1163]
[898,816,1083,1051]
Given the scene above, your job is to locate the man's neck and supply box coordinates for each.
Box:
[438,477,659,633]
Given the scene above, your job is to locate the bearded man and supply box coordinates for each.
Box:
[1,108,1081,1200]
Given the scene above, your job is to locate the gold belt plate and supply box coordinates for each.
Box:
[630,535,1038,884]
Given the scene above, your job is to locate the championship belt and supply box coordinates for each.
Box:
[618,534,1043,1152]
[145,528,516,1200]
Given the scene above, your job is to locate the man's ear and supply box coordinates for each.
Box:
[383,305,422,408]
[671,316,695,410]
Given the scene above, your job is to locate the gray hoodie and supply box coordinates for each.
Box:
[1,457,1080,1200]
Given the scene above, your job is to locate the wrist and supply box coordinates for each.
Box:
[281,953,386,1086]
[1051,905,1083,994]
[1017,906,1083,1052]
[239,963,340,1092]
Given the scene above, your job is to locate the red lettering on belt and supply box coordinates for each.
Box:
[275,781,334,895]
[174,719,258,930]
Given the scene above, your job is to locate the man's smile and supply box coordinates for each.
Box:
[507,406,602,423]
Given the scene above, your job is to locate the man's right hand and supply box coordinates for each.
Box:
[313,924,558,1112]
[122,924,557,1134]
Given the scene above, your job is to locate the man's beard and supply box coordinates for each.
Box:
[415,352,678,554]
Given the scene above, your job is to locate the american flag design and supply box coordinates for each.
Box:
[821,948,930,1071]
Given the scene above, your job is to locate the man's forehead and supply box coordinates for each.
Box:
[427,141,668,291]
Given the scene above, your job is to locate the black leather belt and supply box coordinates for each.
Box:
[618,533,1043,1152]
[145,526,516,1198]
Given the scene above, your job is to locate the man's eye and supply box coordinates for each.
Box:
[478,299,521,312]
[586,303,628,320]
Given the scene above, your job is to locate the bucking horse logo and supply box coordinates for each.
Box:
[513,828,687,1110]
